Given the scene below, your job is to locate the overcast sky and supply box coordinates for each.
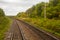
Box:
[0,0,49,16]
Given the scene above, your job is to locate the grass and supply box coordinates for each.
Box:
[0,17,12,40]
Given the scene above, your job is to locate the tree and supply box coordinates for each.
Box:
[46,0,60,19]
[49,0,58,6]
[0,8,5,17]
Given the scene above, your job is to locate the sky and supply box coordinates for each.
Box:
[0,0,49,16]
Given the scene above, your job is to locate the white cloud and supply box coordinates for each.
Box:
[0,0,49,16]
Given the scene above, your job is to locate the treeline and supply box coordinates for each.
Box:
[17,0,60,19]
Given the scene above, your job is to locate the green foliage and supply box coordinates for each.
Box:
[25,2,45,18]
[0,8,11,40]
[0,17,10,40]
[49,0,60,6]
[46,0,60,19]
[26,6,36,18]
[17,0,60,19]
[0,8,5,17]
[17,12,28,18]
[35,2,45,17]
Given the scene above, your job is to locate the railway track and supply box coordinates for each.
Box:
[4,19,59,40]
[4,20,24,40]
